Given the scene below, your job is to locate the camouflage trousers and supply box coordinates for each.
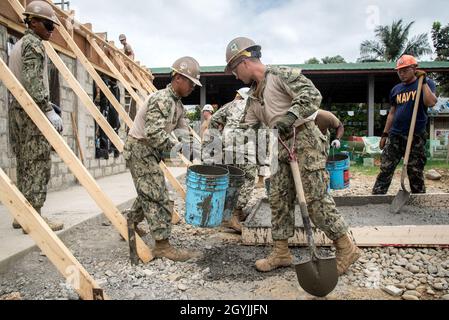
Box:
[373,132,427,195]
[270,122,348,241]
[9,106,51,209]
[234,163,258,210]
[123,137,172,241]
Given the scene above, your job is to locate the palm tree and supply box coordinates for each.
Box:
[359,20,432,62]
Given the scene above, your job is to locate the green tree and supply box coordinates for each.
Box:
[321,55,346,64]
[432,21,449,96]
[304,57,320,64]
[359,20,432,62]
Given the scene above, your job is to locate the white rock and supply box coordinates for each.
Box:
[426,170,442,181]
[405,284,417,290]
[432,283,445,291]
[105,270,115,277]
[441,294,449,300]
[382,285,403,297]
[178,283,188,291]
[404,290,421,298]
[143,269,154,277]
[402,294,420,301]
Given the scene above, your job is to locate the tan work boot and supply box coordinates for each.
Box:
[334,234,361,275]
[221,211,242,233]
[255,176,265,189]
[12,219,21,229]
[22,217,64,234]
[255,240,293,272]
[153,239,196,262]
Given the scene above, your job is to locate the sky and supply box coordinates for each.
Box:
[66,0,449,68]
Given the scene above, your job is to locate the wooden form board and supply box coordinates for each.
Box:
[0,57,153,263]
[242,225,449,248]
[86,36,144,108]
[0,169,106,300]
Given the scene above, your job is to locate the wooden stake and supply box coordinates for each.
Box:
[71,112,85,165]
[0,57,153,263]
[0,168,107,300]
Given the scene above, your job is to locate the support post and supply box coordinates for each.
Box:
[368,75,375,137]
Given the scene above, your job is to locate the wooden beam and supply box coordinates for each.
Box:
[50,12,134,128]
[242,225,449,248]
[71,112,85,165]
[0,57,153,263]
[110,49,147,98]
[44,43,125,152]
[160,162,186,199]
[0,169,107,300]
[190,127,202,144]
[87,36,144,107]
[129,63,153,93]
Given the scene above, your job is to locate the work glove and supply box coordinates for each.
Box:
[51,103,62,117]
[415,70,427,85]
[275,112,298,139]
[331,139,341,149]
[45,108,63,133]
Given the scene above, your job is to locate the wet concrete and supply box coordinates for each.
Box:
[247,200,449,228]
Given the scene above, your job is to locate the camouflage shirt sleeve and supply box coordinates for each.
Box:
[276,67,322,120]
[144,96,175,152]
[21,40,52,113]
[209,103,229,130]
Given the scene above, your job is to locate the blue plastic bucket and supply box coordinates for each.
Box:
[326,154,350,190]
[215,165,245,221]
[185,165,229,228]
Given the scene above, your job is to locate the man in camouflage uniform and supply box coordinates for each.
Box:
[9,1,64,232]
[225,37,360,275]
[209,88,258,233]
[373,55,437,195]
[124,57,201,262]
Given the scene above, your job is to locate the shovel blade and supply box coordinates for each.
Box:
[295,256,338,297]
[391,190,410,214]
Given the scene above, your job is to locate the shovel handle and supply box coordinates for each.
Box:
[290,160,317,253]
[401,76,424,191]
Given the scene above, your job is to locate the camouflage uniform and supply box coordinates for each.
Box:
[8,30,53,210]
[243,66,348,241]
[124,84,189,241]
[210,100,258,210]
[372,132,427,194]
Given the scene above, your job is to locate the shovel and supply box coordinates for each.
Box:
[391,76,425,214]
[279,129,338,298]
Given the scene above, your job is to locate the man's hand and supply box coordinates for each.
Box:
[45,109,63,133]
[415,70,428,85]
[331,139,341,149]
[275,112,298,139]
[380,137,388,150]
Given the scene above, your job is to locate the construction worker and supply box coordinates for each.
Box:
[119,34,135,60]
[209,87,257,233]
[123,56,201,262]
[309,110,345,156]
[372,55,437,195]
[225,37,360,275]
[8,1,64,232]
[200,104,214,140]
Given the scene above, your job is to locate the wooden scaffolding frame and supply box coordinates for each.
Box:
[0,168,107,300]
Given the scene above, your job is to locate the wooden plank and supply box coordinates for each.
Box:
[0,168,107,300]
[0,57,153,263]
[129,63,153,93]
[242,225,449,248]
[87,36,144,107]
[190,127,202,144]
[110,49,147,98]
[44,43,125,152]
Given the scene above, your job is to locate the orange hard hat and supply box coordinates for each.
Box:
[395,55,418,70]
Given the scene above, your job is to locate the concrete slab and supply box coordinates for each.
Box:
[243,195,449,247]
[0,167,187,272]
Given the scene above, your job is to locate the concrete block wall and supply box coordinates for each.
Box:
[0,26,128,192]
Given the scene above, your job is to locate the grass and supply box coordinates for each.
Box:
[350,159,449,177]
